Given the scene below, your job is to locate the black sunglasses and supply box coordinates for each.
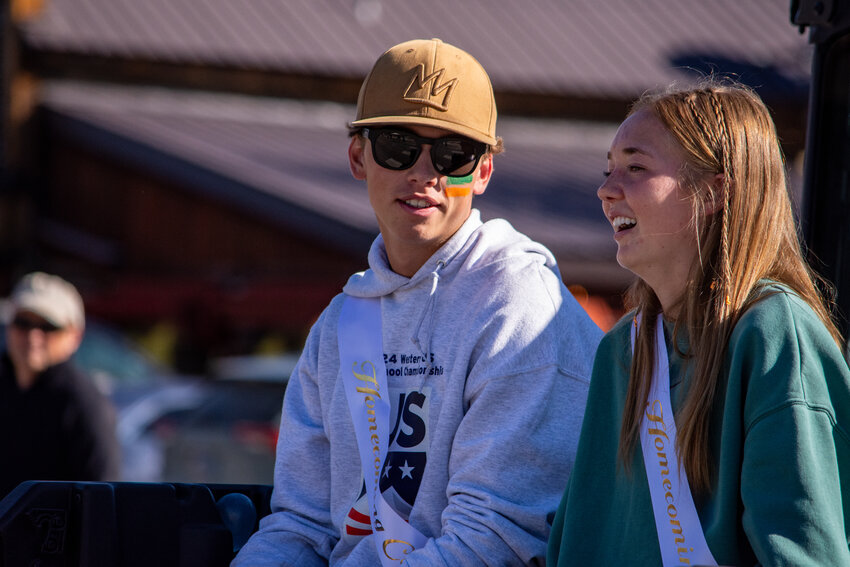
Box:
[11,316,61,333]
[363,127,487,177]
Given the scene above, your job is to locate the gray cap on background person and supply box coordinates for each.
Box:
[7,272,85,330]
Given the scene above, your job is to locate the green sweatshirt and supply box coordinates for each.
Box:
[548,284,850,566]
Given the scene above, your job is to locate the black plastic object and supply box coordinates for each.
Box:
[215,492,257,553]
[792,0,850,346]
[0,481,273,567]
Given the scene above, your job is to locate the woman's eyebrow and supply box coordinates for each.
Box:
[607,146,651,160]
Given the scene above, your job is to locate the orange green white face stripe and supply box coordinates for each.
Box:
[445,173,473,197]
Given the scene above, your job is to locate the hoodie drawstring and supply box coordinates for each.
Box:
[411,261,444,362]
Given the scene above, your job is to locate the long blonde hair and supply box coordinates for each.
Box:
[618,80,843,492]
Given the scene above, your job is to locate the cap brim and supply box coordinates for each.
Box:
[11,296,66,328]
[350,116,497,146]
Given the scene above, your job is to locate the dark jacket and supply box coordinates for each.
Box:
[0,353,121,499]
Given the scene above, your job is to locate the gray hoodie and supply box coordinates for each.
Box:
[233,210,602,566]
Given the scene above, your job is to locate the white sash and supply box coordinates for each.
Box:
[632,314,717,567]
[338,295,428,565]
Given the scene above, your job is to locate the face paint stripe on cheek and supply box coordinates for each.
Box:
[446,174,473,197]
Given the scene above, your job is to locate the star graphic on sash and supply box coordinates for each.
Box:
[384,465,392,478]
[400,460,414,479]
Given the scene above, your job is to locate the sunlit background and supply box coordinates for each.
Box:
[0,0,813,484]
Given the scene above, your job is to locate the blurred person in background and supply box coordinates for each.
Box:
[233,38,602,566]
[0,272,120,499]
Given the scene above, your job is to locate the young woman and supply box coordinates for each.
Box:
[547,82,850,566]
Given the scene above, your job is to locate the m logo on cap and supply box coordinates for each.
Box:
[402,64,457,111]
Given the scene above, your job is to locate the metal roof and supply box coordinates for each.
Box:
[20,1,811,293]
[20,0,811,100]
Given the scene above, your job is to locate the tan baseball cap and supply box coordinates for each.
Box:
[350,38,498,145]
[8,272,85,329]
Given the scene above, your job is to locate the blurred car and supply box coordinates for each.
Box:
[116,378,207,482]
[72,327,299,484]
[70,320,210,481]
[142,354,298,484]
[71,326,298,484]
[85,336,299,484]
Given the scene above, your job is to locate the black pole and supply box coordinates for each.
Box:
[0,0,10,181]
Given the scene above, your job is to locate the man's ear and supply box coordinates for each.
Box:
[472,155,493,196]
[349,135,367,180]
[69,327,84,352]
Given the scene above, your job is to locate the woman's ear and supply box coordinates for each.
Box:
[705,173,726,215]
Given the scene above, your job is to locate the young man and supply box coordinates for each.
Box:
[233,38,602,566]
[0,272,120,499]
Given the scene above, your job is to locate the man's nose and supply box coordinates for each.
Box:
[407,146,439,182]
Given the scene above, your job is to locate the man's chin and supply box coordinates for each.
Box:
[24,357,50,374]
